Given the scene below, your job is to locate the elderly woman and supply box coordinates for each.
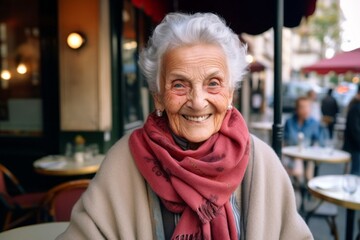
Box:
[58,13,313,240]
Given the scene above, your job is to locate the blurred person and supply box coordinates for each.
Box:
[346,84,360,113]
[284,96,321,180]
[321,88,339,139]
[307,90,321,122]
[57,13,312,240]
[343,84,360,175]
[284,96,321,146]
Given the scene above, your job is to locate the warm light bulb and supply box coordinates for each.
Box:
[123,41,138,50]
[1,70,11,80]
[67,32,85,49]
[17,63,27,74]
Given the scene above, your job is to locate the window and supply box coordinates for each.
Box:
[0,0,42,137]
[122,0,142,126]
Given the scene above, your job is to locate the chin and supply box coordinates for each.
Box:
[183,132,213,143]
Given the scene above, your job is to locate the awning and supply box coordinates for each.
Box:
[176,0,316,34]
[131,0,169,23]
[249,61,266,72]
[132,0,317,35]
[302,48,360,75]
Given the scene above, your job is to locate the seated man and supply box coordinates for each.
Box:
[284,96,321,180]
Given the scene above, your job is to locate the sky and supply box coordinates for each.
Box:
[340,0,360,51]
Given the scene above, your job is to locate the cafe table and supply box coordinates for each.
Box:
[282,146,351,164]
[282,146,351,214]
[308,175,360,240]
[33,154,105,176]
[249,121,273,131]
[249,121,273,143]
[0,222,69,240]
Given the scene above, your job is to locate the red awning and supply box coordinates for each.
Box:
[249,61,266,72]
[131,0,169,23]
[302,48,360,75]
[131,0,317,34]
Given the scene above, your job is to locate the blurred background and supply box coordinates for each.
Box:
[0,0,359,238]
[0,0,359,197]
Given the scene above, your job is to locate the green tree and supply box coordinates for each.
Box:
[308,0,342,58]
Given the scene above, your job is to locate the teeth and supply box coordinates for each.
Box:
[183,115,210,122]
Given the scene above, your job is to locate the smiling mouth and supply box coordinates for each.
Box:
[182,114,211,122]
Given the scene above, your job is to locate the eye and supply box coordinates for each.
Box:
[173,82,185,88]
[208,79,221,87]
[206,79,222,94]
[170,80,188,95]
[209,81,219,87]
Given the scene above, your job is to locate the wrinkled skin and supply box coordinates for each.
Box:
[154,44,234,144]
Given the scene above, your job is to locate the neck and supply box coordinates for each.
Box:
[297,118,305,126]
[171,132,203,150]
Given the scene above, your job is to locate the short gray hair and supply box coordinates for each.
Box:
[139,12,248,93]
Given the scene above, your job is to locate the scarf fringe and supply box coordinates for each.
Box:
[173,232,202,240]
[196,201,219,224]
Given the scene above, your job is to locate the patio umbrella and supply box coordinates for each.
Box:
[250,61,266,72]
[302,48,360,75]
[131,0,316,35]
[175,0,316,35]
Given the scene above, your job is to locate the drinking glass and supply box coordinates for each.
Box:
[319,127,330,148]
[89,144,99,156]
[65,142,73,157]
[304,137,311,149]
[342,175,358,195]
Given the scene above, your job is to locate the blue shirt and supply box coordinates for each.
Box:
[284,114,321,146]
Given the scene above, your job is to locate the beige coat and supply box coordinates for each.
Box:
[57,134,313,240]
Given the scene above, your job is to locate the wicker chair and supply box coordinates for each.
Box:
[0,163,45,231]
[39,179,90,222]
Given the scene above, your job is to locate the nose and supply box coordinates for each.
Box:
[186,86,208,110]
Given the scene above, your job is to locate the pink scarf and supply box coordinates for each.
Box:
[129,109,250,240]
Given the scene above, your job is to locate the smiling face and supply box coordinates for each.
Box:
[154,44,234,143]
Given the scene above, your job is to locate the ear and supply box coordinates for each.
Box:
[153,93,165,111]
[228,89,235,106]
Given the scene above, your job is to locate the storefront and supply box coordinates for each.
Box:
[0,0,153,190]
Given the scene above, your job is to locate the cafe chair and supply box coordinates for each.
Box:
[39,179,90,222]
[305,201,339,240]
[0,163,45,231]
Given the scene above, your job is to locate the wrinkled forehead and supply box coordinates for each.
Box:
[161,44,229,74]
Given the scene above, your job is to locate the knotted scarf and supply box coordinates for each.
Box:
[129,108,250,240]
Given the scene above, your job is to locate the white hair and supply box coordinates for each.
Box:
[139,12,248,93]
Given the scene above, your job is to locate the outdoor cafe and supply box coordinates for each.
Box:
[1,0,359,239]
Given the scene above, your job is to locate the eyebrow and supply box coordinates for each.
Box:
[168,70,224,80]
[207,70,223,79]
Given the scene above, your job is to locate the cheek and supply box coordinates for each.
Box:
[210,91,232,111]
[163,92,186,113]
